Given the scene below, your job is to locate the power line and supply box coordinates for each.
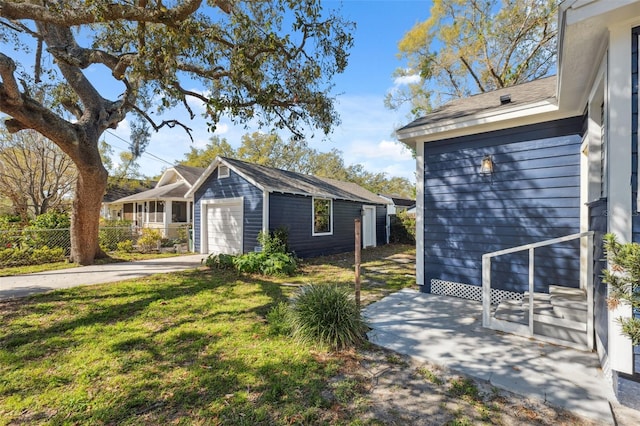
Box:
[104,130,175,166]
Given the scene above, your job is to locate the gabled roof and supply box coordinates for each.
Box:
[173,164,204,186]
[102,179,156,203]
[380,194,415,207]
[396,76,561,148]
[399,76,557,131]
[112,181,190,202]
[187,156,389,205]
[108,164,205,204]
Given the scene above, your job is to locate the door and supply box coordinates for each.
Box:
[203,199,243,254]
[362,206,376,248]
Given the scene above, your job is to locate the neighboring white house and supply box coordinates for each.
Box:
[103,165,203,239]
[396,0,640,409]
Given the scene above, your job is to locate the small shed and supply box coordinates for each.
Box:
[186,157,389,258]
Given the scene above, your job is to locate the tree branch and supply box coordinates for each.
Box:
[0,53,21,106]
[459,56,486,93]
[0,0,212,26]
[131,104,195,142]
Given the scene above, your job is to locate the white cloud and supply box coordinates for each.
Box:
[347,139,412,162]
[393,74,420,86]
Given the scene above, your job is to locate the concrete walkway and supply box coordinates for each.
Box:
[0,254,206,300]
[364,288,616,425]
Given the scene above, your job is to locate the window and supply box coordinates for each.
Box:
[313,198,332,236]
[148,201,164,223]
[218,165,230,178]
[172,201,187,223]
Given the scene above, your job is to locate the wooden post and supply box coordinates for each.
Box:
[355,217,361,308]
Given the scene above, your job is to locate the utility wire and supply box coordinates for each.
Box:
[104,130,175,166]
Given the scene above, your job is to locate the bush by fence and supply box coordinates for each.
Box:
[389,212,416,244]
[0,225,137,267]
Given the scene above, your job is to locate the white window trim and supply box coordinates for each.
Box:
[218,165,230,178]
[312,197,333,236]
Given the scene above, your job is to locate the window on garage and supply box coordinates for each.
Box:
[312,198,332,236]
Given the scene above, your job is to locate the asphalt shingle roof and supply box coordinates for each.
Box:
[173,165,205,185]
[221,157,389,205]
[113,181,190,202]
[399,75,557,131]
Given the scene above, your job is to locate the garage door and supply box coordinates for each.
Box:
[204,200,243,254]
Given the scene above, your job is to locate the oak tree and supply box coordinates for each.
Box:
[387,0,557,115]
[0,0,354,264]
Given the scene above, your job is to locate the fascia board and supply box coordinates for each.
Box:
[184,157,268,198]
[397,101,562,146]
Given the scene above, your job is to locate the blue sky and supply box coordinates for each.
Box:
[101,0,432,182]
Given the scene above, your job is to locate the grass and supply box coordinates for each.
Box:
[0,244,416,425]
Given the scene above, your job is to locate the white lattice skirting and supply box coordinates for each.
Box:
[431,279,522,305]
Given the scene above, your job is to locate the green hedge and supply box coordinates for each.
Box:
[0,246,66,268]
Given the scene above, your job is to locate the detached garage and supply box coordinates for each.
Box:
[186,157,389,258]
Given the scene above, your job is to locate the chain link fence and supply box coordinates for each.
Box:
[0,226,138,267]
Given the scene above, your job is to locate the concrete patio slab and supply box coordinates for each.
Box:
[364,288,616,424]
[0,254,206,300]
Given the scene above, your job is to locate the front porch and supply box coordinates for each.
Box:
[364,289,616,424]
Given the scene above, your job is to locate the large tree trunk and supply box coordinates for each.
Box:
[69,150,108,265]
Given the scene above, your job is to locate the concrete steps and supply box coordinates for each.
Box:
[494,285,588,347]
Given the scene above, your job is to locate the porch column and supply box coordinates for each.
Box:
[164,200,172,238]
[607,24,634,375]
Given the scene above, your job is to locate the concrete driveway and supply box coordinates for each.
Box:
[0,254,206,300]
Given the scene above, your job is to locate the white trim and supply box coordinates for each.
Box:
[312,197,333,236]
[362,205,377,248]
[262,191,269,234]
[416,142,424,286]
[607,24,634,375]
[200,197,244,255]
[186,157,267,198]
[397,101,563,149]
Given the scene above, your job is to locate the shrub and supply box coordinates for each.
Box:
[99,220,133,251]
[233,252,263,274]
[22,211,70,250]
[0,215,22,248]
[260,252,297,276]
[205,253,236,269]
[390,211,415,244]
[603,233,640,345]
[137,228,162,252]
[116,240,134,253]
[0,246,65,268]
[258,227,289,255]
[266,301,293,336]
[289,284,368,350]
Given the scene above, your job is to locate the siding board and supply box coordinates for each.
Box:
[193,168,263,253]
[423,118,583,293]
[269,193,387,258]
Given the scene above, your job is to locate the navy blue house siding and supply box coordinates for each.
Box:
[269,193,386,258]
[422,117,584,294]
[193,168,263,253]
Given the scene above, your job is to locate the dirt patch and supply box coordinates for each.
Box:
[326,346,603,425]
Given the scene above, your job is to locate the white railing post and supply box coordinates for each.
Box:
[528,247,535,336]
[586,232,594,350]
[482,254,491,327]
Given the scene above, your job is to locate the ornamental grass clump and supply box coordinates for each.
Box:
[289,284,369,350]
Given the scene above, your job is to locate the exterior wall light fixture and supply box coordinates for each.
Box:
[480,155,494,175]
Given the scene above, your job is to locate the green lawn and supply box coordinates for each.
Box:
[0,245,415,425]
